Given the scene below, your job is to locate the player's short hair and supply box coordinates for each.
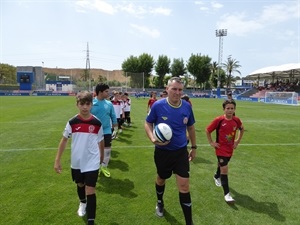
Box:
[76,91,93,104]
[95,83,109,95]
[222,99,236,109]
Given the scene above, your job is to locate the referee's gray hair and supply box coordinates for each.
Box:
[167,77,184,86]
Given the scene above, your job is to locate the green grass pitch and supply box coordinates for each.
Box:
[0,96,299,225]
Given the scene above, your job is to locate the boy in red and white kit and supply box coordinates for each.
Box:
[54,91,104,225]
[111,91,124,134]
[205,99,244,203]
[122,92,132,127]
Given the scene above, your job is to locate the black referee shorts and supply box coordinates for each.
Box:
[154,146,190,179]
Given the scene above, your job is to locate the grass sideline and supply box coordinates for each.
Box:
[0,96,299,225]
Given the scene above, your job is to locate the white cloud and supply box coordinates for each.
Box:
[217,13,263,36]
[130,24,160,38]
[199,7,210,12]
[117,3,147,16]
[75,0,116,15]
[194,1,205,6]
[217,1,299,36]
[75,1,172,17]
[117,3,171,18]
[211,2,223,10]
[149,7,172,16]
[196,1,223,12]
[259,2,300,24]
[276,29,297,41]
[93,0,115,14]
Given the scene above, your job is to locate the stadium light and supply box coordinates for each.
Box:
[215,29,227,98]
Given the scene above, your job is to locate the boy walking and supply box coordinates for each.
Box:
[54,91,104,225]
[205,100,244,203]
[91,83,118,177]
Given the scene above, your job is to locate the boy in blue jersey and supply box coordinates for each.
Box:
[144,77,197,225]
[91,83,118,177]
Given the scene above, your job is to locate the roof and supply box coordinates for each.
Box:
[245,63,300,80]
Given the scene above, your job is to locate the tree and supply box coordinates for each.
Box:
[154,55,170,88]
[96,75,107,83]
[222,55,241,88]
[210,61,219,88]
[170,58,186,77]
[122,53,155,88]
[122,55,140,73]
[138,53,155,88]
[81,69,89,82]
[186,54,212,88]
[122,56,140,88]
[0,63,16,84]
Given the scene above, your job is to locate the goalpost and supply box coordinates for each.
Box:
[126,72,145,91]
[264,91,299,106]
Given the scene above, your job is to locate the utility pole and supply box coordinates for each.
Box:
[86,42,91,91]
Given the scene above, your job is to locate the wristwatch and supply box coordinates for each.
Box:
[191,145,197,149]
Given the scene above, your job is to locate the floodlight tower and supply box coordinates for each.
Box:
[215,29,227,98]
[86,42,91,91]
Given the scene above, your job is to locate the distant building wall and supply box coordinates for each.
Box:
[17,66,44,90]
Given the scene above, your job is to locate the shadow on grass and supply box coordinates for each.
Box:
[98,177,137,198]
[121,126,136,132]
[163,209,182,225]
[191,156,213,165]
[111,150,120,158]
[94,221,120,225]
[117,132,132,138]
[126,125,138,129]
[113,134,133,144]
[109,159,129,172]
[230,188,286,222]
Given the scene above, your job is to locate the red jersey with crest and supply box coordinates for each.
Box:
[206,115,243,157]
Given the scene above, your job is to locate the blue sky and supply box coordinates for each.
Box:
[1,0,299,77]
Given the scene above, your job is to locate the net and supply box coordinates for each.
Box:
[126,72,145,90]
[264,91,299,106]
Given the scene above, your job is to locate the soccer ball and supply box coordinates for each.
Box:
[153,123,173,143]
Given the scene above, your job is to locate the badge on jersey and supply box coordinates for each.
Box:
[183,117,188,124]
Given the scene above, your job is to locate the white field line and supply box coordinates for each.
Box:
[0,143,299,152]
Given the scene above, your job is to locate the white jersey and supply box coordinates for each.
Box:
[124,98,131,112]
[111,99,122,118]
[63,114,104,172]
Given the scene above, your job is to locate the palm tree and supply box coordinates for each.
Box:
[210,61,219,88]
[222,55,241,88]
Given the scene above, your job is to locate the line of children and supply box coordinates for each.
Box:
[54,90,244,225]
